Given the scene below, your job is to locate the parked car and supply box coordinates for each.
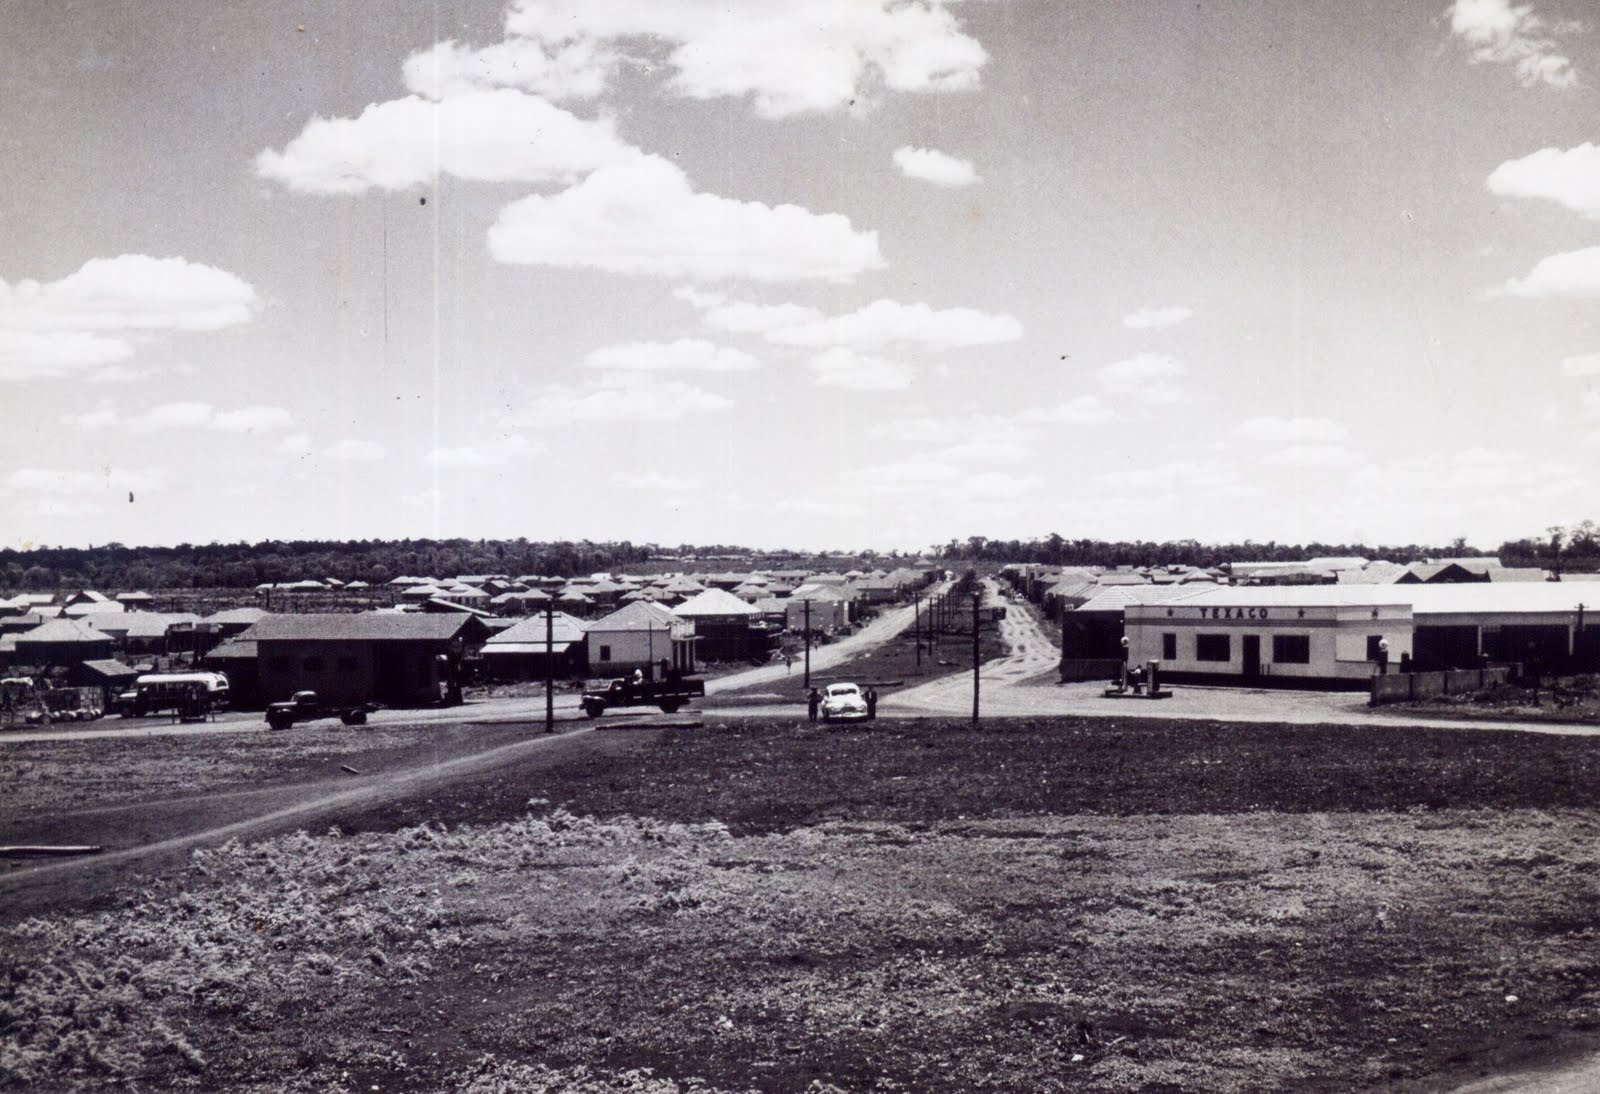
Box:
[265,690,379,730]
[819,682,870,722]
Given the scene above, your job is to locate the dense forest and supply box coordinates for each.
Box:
[937,521,1600,574]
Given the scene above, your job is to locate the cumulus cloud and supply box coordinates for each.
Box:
[1563,352,1600,376]
[279,433,312,456]
[585,338,759,371]
[489,154,882,282]
[1488,143,1600,218]
[841,460,1042,503]
[325,439,388,461]
[1122,305,1194,330]
[1274,444,1363,469]
[7,467,164,495]
[1497,246,1600,298]
[1097,352,1187,403]
[509,371,732,424]
[806,347,914,389]
[609,470,703,492]
[0,255,260,379]
[80,402,296,434]
[1234,416,1350,444]
[1019,396,1119,427]
[1446,0,1579,89]
[403,36,614,101]
[256,89,633,194]
[892,145,978,187]
[426,434,544,468]
[761,298,1023,351]
[501,0,987,118]
[696,298,827,335]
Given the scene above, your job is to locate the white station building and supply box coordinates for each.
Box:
[1122,583,1599,688]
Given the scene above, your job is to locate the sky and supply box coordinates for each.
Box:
[3,0,1599,553]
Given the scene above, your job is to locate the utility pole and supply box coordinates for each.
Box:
[544,600,555,733]
[913,593,922,668]
[971,590,981,724]
[803,599,812,688]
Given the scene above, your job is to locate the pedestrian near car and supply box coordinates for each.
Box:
[865,686,878,720]
[807,687,820,722]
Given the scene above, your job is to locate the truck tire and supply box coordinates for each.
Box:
[267,711,294,731]
[340,709,367,726]
[582,701,604,719]
[659,700,682,714]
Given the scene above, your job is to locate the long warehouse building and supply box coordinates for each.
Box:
[1119,583,1600,689]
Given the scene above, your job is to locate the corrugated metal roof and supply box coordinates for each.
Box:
[15,619,113,644]
[486,612,588,647]
[241,613,481,642]
[589,600,683,633]
[672,588,760,618]
[1075,585,1213,612]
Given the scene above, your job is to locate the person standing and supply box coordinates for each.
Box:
[807,687,820,722]
[865,686,878,720]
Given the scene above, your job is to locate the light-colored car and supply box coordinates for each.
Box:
[819,682,870,722]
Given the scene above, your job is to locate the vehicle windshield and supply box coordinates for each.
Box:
[825,684,860,698]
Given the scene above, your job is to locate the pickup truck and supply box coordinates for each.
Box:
[580,673,705,718]
[265,690,379,730]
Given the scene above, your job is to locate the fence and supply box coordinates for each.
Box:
[1369,666,1511,706]
[1060,658,1124,683]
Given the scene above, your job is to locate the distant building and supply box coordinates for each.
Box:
[585,601,696,675]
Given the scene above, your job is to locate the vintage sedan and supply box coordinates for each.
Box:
[819,681,870,722]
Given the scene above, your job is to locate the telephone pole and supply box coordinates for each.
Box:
[544,600,555,733]
[803,599,812,688]
[971,590,981,724]
[913,593,922,668]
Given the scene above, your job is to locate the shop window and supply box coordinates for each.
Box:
[1195,634,1231,662]
[1366,635,1386,661]
[1161,633,1177,660]
[599,644,612,662]
[1272,634,1311,664]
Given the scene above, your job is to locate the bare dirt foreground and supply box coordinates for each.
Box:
[4,717,1600,1093]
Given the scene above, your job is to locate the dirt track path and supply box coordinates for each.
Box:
[0,724,614,921]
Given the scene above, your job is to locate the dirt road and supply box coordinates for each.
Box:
[704,582,946,695]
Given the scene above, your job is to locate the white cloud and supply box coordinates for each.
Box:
[29,499,105,518]
[60,402,119,431]
[502,0,987,118]
[1274,444,1363,469]
[609,470,703,492]
[1019,396,1119,427]
[7,467,164,495]
[127,402,217,432]
[510,371,732,424]
[1234,416,1350,444]
[700,300,826,335]
[585,338,759,372]
[0,255,259,380]
[489,154,882,283]
[1122,305,1194,330]
[210,406,295,433]
[279,433,312,456]
[1488,143,1600,218]
[100,402,295,434]
[1563,352,1600,376]
[402,37,614,101]
[1498,246,1600,298]
[256,89,633,194]
[765,298,1023,351]
[1097,352,1187,403]
[773,497,868,519]
[1446,0,1579,89]
[426,434,544,468]
[807,347,914,389]
[0,330,133,380]
[931,439,1031,466]
[840,460,1041,503]
[325,439,388,461]
[87,363,162,384]
[892,145,978,187]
